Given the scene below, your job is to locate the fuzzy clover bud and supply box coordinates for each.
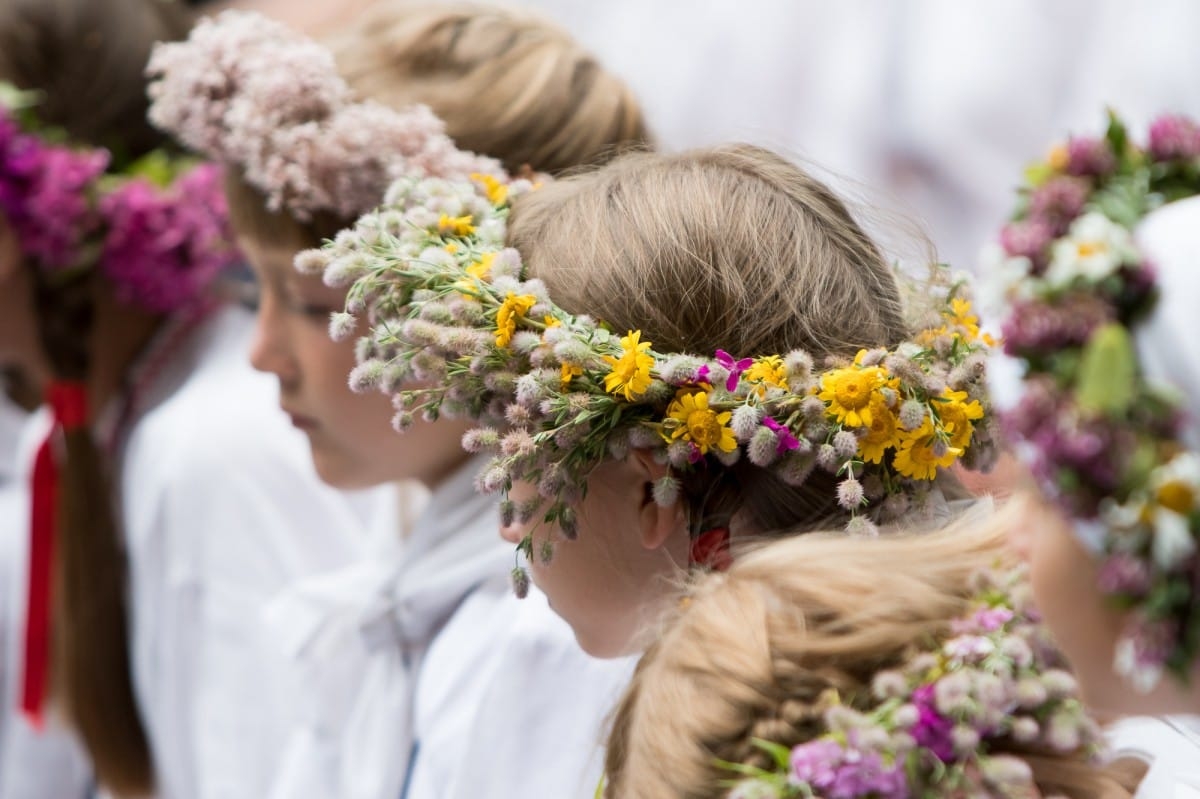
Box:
[981,755,1034,789]
[878,386,899,408]
[846,515,879,537]
[462,427,501,453]
[652,475,681,507]
[504,403,533,428]
[1045,710,1083,752]
[606,429,631,461]
[862,474,886,500]
[324,255,371,288]
[421,405,440,423]
[499,498,516,527]
[558,506,579,540]
[999,636,1034,669]
[748,427,781,467]
[776,453,815,487]
[410,351,448,381]
[295,248,331,275]
[1040,669,1078,700]
[484,371,518,395]
[784,349,813,379]
[642,380,674,405]
[951,725,981,755]
[667,440,696,470]
[477,460,511,493]
[898,399,927,430]
[553,425,585,450]
[380,364,410,394]
[881,492,911,520]
[799,395,827,420]
[509,330,541,355]
[816,443,840,472]
[536,464,566,499]
[516,497,543,524]
[500,429,536,458]
[539,539,555,564]
[934,672,973,715]
[837,478,866,510]
[660,355,706,386]
[1010,716,1040,743]
[552,338,592,366]
[418,302,453,325]
[514,373,545,409]
[391,411,414,433]
[629,425,664,449]
[930,438,950,459]
[714,447,741,467]
[832,430,859,459]
[922,374,947,396]
[400,319,441,347]
[871,670,909,700]
[1014,677,1048,709]
[857,348,888,367]
[328,311,358,342]
[348,359,386,393]
[511,567,531,599]
[892,704,920,729]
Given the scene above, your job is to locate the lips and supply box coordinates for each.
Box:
[282,407,318,430]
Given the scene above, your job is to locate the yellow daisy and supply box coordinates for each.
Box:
[471,172,509,206]
[602,330,655,400]
[858,396,901,464]
[893,419,960,481]
[818,365,887,427]
[438,213,475,237]
[665,389,737,455]
[743,355,788,392]
[495,292,536,347]
[935,388,984,450]
[561,362,583,388]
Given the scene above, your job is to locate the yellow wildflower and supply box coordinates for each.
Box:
[892,419,959,481]
[818,365,887,427]
[858,396,901,464]
[543,315,561,328]
[1047,143,1070,172]
[468,252,496,280]
[936,388,984,449]
[438,214,475,237]
[743,355,788,392]
[665,389,737,455]
[561,362,583,388]
[946,298,982,339]
[495,292,536,348]
[602,330,655,400]
[444,242,459,254]
[471,172,509,206]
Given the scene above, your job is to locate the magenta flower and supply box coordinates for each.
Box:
[1065,135,1117,177]
[910,684,955,762]
[1028,176,1089,235]
[763,416,801,455]
[714,349,753,392]
[1147,113,1200,161]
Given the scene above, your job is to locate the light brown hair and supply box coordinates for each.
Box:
[0,0,194,792]
[225,0,652,251]
[603,503,1141,799]
[507,145,949,537]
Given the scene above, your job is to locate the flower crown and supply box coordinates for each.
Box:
[0,85,239,312]
[311,165,998,589]
[989,111,1200,690]
[145,10,503,222]
[723,567,1103,799]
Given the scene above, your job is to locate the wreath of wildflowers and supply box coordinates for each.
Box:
[988,110,1200,690]
[0,85,239,313]
[145,10,504,222]
[311,166,999,591]
[723,567,1103,799]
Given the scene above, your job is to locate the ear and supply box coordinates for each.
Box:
[628,448,685,552]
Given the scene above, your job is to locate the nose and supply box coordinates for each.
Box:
[249,293,299,386]
[499,518,524,545]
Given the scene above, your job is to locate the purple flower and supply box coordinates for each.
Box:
[972,606,1015,632]
[1147,113,1200,161]
[1065,135,1117,177]
[1027,176,1090,235]
[790,740,909,799]
[1097,553,1152,597]
[910,684,955,762]
[1001,294,1114,355]
[763,416,801,455]
[715,349,753,392]
[998,219,1053,265]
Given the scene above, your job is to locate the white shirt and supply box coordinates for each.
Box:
[267,454,634,799]
[1109,716,1200,798]
[114,303,392,799]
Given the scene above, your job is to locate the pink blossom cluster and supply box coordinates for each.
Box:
[0,108,108,269]
[146,10,505,221]
[1,104,240,312]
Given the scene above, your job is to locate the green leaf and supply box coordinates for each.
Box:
[1075,323,1137,415]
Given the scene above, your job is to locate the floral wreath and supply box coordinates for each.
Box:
[722,566,1103,799]
[145,10,503,223]
[311,165,998,592]
[989,110,1200,690]
[0,85,239,313]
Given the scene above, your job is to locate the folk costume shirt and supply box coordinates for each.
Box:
[116,304,392,799]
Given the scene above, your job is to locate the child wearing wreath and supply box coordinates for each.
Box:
[147,6,650,798]
[0,0,391,796]
[987,112,1200,791]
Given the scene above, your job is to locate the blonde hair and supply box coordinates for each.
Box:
[226,1,651,249]
[603,503,1141,799]
[507,145,948,535]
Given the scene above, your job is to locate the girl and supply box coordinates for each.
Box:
[146,6,650,798]
[0,1,390,796]
[988,112,1200,717]
[331,144,999,660]
[603,504,1143,798]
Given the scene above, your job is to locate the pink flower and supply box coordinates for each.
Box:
[1064,136,1117,177]
[1147,113,1200,161]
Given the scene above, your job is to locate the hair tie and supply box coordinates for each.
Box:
[690,527,732,572]
[46,380,88,430]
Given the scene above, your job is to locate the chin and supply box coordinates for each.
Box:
[311,451,382,491]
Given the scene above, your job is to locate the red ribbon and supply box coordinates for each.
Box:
[689,527,733,572]
[20,381,88,727]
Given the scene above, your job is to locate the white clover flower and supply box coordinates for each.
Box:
[1045,212,1137,286]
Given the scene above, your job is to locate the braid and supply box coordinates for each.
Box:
[31,267,155,794]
